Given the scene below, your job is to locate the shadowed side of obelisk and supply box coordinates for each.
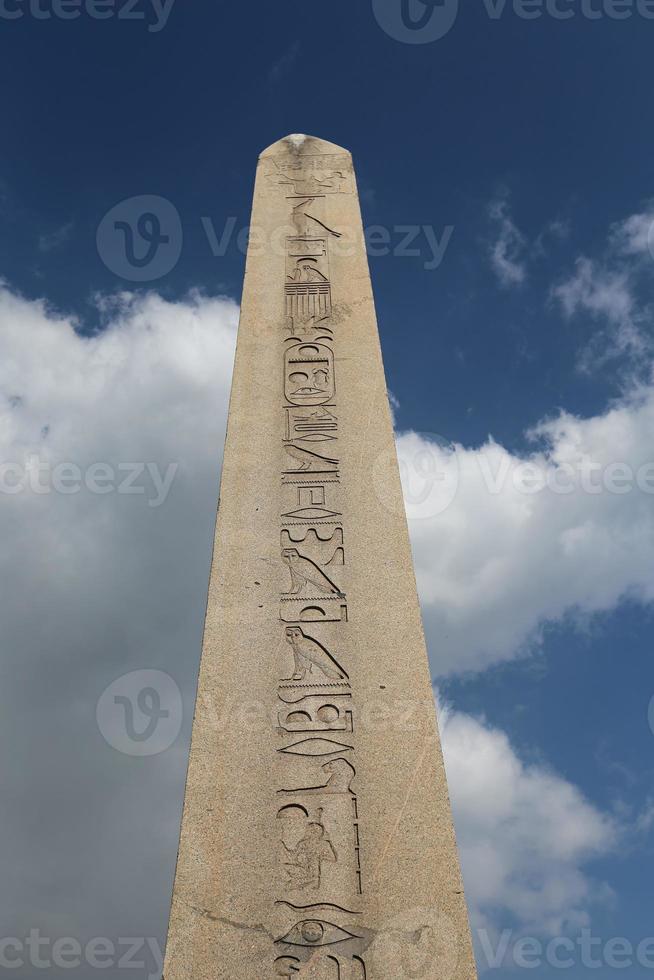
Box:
[163,135,478,979]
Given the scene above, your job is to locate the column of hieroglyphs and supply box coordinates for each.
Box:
[273,142,366,979]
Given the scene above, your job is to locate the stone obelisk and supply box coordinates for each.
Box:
[163,135,478,979]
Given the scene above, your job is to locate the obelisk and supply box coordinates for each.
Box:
[163,135,478,979]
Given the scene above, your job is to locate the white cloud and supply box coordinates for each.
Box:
[553,257,634,325]
[0,279,633,961]
[0,283,238,941]
[400,379,654,674]
[610,206,654,257]
[553,205,654,367]
[552,257,645,364]
[387,388,400,424]
[439,702,616,937]
[488,196,528,287]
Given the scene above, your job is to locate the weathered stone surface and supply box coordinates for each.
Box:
[163,135,478,979]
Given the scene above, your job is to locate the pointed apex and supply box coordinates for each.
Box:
[259,134,351,159]
[286,134,309,150]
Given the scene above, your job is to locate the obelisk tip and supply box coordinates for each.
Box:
[259,134,352,159]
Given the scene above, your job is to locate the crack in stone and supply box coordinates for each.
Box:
[184,899,383,956]
[186,902,277,941]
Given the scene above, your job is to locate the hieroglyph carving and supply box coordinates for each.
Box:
[273,155,366,974]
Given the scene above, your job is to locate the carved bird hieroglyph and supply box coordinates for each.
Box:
[282,549,344,598]
[285,627,347,682]
[283,443,338,472]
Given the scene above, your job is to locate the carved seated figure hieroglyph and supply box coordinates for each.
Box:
[281,808,337,891]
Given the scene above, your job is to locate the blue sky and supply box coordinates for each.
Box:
[1,1,654,977]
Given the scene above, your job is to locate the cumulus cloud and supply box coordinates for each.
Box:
[438,708,625,979]
[399,379,654,674]
[439,702,616,939]
[0,283,237,968]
